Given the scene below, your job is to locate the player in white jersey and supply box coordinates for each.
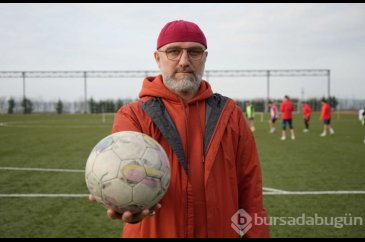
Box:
[268,101,278,133]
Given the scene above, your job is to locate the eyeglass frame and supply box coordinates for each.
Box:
[157,47,207,61]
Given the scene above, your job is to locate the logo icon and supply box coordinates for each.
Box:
[231,209,252,237]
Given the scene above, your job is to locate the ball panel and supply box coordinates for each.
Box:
[142,134,160,149]
[120,160,146,185]
[142,147,162,170]
[85,150,97,175]
[86,171,103,203]
[93,135,114,153]
[159,149,170,174]
[102,178,133,213]
[92,150,121,182]
[132,180,162,208]
[112,139,146,161]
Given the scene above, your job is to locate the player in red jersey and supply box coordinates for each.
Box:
[320,98,335,137]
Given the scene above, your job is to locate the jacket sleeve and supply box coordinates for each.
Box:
[235,109,270,238]
[112,103,143,133]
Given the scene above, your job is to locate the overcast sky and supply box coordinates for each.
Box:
[0,3,364,101]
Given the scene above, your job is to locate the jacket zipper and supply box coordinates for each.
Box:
[184,101,189,238]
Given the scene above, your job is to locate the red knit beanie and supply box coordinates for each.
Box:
[157,20,207,49]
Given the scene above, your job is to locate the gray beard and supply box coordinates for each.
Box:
[162,73,202,94]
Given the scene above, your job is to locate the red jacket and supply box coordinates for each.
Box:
[280,99,294,120]
[320,103,331,120]
[302,103,312,119]
[112,75,269,238]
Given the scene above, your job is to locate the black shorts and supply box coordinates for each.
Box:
[323,119,331,125]
[282,119,293,129]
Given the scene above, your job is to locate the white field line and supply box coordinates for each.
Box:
[1,167,365,197]
[263,187,288,193]
[0,166,84,173]
[0,166,87,197]
[263,187,365,195]
[264,190,365,195]
[0,194,88,197]
[0,124,109,128]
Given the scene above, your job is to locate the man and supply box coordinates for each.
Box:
[268,100,278,133]
[320,98,335,137]
[245,100,255,132]
[359,107,365,126]
[362,108,365,144]
[90,20,269,238]
[280,95,295,140]
[302,102,312,133]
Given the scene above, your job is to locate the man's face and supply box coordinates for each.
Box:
[154,42,207,94]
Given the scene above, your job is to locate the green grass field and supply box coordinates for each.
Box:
[0,112,364,238]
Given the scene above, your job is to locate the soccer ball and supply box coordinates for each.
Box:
[85,131,170,214]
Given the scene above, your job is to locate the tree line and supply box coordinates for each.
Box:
[4,97,135,114]
[3,96,339,114]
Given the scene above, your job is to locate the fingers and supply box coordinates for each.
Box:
[150,203,162,211]
[107,208,122,220]
[107,209,145,223]
[122,210,137,222]
[88,194,96,201]
[122,210,148,224]
[107,203,162,224]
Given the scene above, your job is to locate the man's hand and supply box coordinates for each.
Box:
[88,194,96,201]
[107,203,161,223]
[89,194,161,224]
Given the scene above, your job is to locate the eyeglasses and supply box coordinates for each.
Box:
[158,47,206,61]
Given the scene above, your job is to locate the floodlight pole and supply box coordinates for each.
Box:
[84,71,88,114]
[266,70,270,112]
[22,72,26,113]
[22,72,26,100]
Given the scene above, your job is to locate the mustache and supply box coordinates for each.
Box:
[175,67,194,73]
